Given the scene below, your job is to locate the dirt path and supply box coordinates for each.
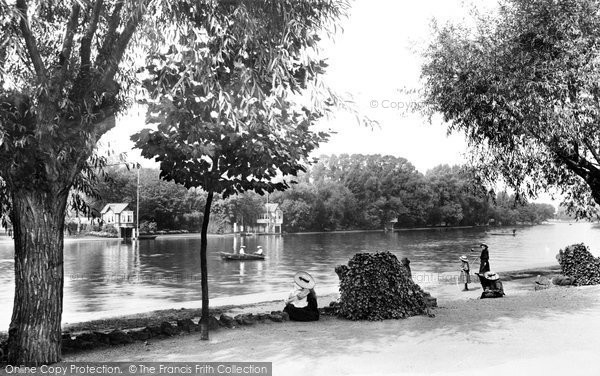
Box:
[63,285,600,376]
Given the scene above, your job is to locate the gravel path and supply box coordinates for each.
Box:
[63,284,600,376]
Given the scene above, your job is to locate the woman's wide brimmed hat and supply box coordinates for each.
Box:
[480,243,488,249]
[459,255,469,262]
[484,271,500,281]
[294,271,316,289]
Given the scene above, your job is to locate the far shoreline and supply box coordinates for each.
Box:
[1,220,591,244]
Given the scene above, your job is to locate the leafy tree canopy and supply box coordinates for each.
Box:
[0,0,350,363]
[421,0,600,218]
[132,0,346,196]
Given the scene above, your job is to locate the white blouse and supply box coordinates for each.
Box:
[285,286,310,308]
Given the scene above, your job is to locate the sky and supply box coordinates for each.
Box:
[100,0,491,173]
[313,0,479,172]
[101,0,562,205]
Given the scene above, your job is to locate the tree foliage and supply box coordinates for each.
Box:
[0,0,348,364]
[131,0,349,340]
[0,0,160,365]
[271,155,555,231]
[85,159,556,235]
[421,0,600,218]
[132,0,344,196]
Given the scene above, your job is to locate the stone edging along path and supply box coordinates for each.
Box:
[62,309,298,353]
[0,293,438,362]
[0,309,298,362]
[61,293,436,354]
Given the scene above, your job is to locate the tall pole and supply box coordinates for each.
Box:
[266,192,270,233]
[136,166,140,240]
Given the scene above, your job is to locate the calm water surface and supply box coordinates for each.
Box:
[1,222,599,328]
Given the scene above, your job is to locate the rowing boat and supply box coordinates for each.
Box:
[219,252,265,261]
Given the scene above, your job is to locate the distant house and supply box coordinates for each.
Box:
[385,217,398,232]
[256,203,283,234]
[64,207,101,235]
[100,203,135,238]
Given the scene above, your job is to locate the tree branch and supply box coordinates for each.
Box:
[78,0,103,78]
[96,1,125,62]
[64,110,116,186]
[15,0,46,82]
[583,138,600,166]
[69,0,103,106]
[58,3,81,72]
[99,0,149,89]
[554,142,600,184]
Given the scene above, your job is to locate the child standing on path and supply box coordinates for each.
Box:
[459,255,471,291]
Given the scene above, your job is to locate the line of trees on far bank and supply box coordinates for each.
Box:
[77,154,556,233]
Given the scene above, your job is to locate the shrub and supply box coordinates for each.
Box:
[139,221,158,234]
[337,251,428,320]
[556,243,600,286]
[101,224,119,235]
[87,231,118,238]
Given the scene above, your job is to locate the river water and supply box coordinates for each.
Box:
[1,222,599,329]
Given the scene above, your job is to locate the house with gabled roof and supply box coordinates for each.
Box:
[256,203,283,234]
[100,203,135,238]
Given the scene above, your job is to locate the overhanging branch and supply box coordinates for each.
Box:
[78,0,103,80]
[554,143,600,186]
[56,3,81,89]
[15,0,46,82]
[99,0,150,89]
[58,3,81,71]
[97,1,125,61]
[583,138,600,166]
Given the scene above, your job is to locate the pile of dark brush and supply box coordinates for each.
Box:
[556,243,600,286]
[336,251,428,321]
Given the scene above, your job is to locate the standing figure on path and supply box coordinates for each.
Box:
[472,243,491,290]
[283,271,320,322]
[401,257,412,279]
[473,243,490,274]
[459,255,471,291]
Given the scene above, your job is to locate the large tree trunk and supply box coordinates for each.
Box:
[199,190,214,340]
[7,188,68,365]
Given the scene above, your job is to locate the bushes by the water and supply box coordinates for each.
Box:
[87,231,118,238]
[337,251,428,320]
[556,243,600,286]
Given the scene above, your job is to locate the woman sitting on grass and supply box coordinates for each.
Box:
[283,271,320,322]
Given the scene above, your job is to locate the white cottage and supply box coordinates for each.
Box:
[256,203,283,234]
[100,203,135,238]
